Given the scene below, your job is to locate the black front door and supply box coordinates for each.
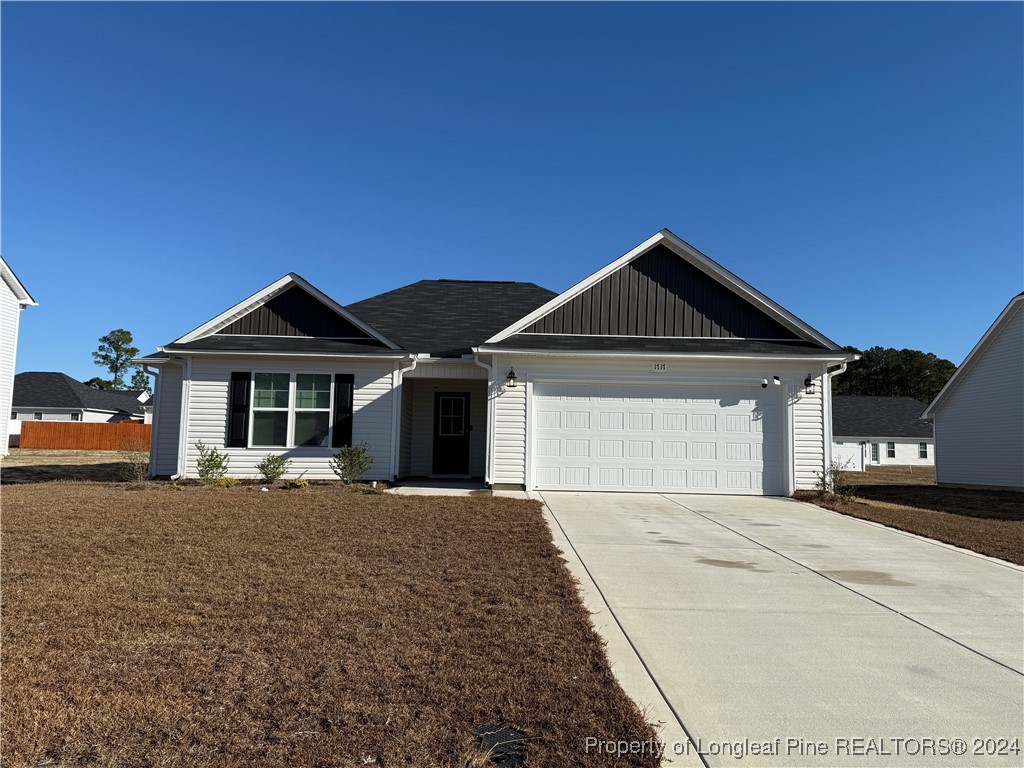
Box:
[432,392,471,475]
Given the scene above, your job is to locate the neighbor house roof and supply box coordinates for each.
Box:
[347,280,558,357]
[922,293,1024,419]
[0,256,36,306]
[832,396,933,439]
[12,372,147,417]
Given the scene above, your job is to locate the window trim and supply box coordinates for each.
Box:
[919,442,928,459]
[886,441,896,459]
[248,372,335,449]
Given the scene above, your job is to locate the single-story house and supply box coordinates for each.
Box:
[138,230,856,494]
[0,257,36,455]
[922,293,1023,491]
[831,396,934,472]
[9,372,148,442]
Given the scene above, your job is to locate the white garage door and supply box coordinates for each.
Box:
[531,382,785,495]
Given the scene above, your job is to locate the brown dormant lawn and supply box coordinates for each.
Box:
[795,466,1024,565]
[1,483,659,767]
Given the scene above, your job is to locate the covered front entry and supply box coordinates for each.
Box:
[530,381,785,495]
[398,377,487,480]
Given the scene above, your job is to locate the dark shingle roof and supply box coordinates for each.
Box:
[164,336,403,355]
[12,372,146,417]
[832,396,933,439]
[484,335,835,355]
[347,280,558,357]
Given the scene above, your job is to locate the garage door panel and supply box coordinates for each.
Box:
[532,381,785,495]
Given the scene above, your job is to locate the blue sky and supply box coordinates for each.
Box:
[3,2,1021,383]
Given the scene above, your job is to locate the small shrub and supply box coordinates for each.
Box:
[256,454,291,483]
[210,477,240,488]
[117,432,150,482]
[195,441,230,482]
[285,478,309,490]
[815,459,857,502]
[329,443,374,485]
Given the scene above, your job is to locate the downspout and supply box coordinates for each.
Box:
[390,354,418,481]
[143,364,161,478]
[174,354,192,481]
[823,361,849,473]
[471,349,493,486]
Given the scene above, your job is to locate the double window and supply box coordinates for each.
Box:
[251,373,334,448]
[227,371,353,450]
[919,442,928,459]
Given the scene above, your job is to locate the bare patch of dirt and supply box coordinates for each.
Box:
[1,449,131,483]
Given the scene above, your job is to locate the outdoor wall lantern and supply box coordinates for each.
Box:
[761,378,769,389]
[505,368,518,388]
[804,375,816,395]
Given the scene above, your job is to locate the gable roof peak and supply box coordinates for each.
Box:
[485,229,843,350]
[173,273,399,349]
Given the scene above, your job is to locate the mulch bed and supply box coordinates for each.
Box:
[794,489,1024,565]
[1,484,659,767]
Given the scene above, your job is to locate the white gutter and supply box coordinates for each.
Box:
[477,347,858,362]
[157,347,408,360]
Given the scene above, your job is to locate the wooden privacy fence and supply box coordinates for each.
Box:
[19,421,152,451]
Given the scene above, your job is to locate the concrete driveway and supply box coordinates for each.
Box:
[541,493,1024,767]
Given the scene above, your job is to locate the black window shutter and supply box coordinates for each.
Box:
[332,374,354,448]
[227,372,251,447]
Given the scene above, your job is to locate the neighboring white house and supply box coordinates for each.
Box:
[0,257,36,456]
[9,372,148,442]
[831,396,934,472]
[922,293,1024,491]
[138,229,856,493]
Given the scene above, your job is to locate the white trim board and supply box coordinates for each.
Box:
[174,273,400,349]
[0,256,36,306]
[922,294,1024,418]
[484,229,842,350]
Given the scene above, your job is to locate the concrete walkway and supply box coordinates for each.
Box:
[541,493,1024,767]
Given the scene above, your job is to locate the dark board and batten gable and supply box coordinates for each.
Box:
[221,286,378,339]
[522,244,803,340]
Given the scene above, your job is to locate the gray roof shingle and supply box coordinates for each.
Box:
[347,280,558,357]
[12,372,146,417]
[832,396,933,439]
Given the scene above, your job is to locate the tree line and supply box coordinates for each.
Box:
[831,346,957,404]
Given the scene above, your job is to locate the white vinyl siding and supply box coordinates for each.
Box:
[833,438,935,469]
[0,284,22,454]
[180,356,395,480]
[490,355,828,493]
[405,378,487,477]
[151,363,184,477]
[932,302,1024,489]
